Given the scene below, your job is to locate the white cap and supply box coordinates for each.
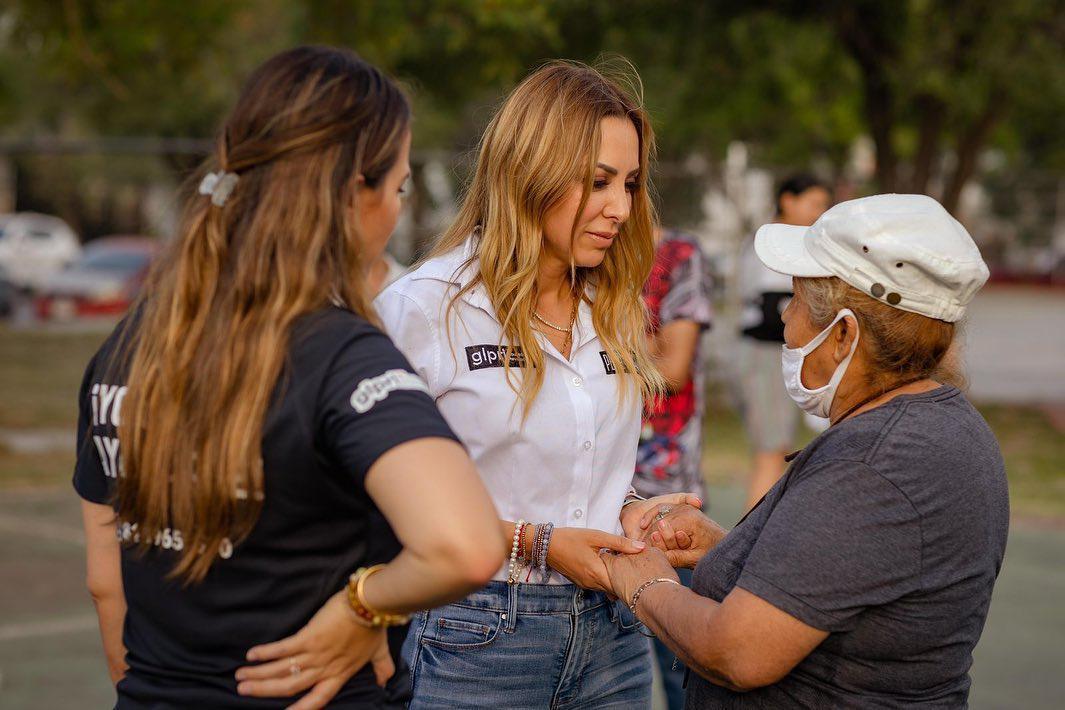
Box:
[754,193,989,322]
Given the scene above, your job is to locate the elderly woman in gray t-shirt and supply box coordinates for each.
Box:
[601,194,1009,708]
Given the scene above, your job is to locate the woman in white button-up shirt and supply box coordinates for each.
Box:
[377,60,699,709]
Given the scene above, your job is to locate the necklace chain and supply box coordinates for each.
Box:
[533,295,580,355]
[533,310,570,332]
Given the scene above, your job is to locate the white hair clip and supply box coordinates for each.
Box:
[198,170,239,207]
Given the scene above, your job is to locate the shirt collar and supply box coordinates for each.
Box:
[412,233,599,348]
[410,234,493,313]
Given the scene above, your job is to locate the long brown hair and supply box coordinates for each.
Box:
[432,59,663,413]
[114,46,410,583]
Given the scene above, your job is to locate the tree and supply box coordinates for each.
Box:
[785,0,1065,212]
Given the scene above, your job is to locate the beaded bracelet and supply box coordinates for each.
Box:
[517,521,529,563]
[537,522,554,582]
[507,519,526,584]
[530,525,541,570]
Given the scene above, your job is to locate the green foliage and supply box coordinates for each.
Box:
[0,0,1061,185]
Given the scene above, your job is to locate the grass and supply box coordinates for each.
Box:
[979,404,1065,521]
[0,326,109,430]
[1,325,1062,520]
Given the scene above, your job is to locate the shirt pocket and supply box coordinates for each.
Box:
[419,604,505,651]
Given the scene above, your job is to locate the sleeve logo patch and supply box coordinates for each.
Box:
[465,344,527,371]
[350,369,431,413]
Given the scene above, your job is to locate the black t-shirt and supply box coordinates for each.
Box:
[73,307,459,709]
[687,386,1010,709]
[739,291,791,342]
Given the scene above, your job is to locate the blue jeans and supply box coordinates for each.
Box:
[403,581,652,709]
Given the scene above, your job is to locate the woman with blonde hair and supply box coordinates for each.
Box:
[602,194,1009,708]
[375,59,700,708]
[74,46,503,709]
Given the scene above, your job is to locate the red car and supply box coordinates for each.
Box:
[35,237,160,320]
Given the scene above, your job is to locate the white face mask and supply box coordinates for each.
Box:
[781,308,859,419]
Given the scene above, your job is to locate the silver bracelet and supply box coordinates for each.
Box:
[629,577,680,615]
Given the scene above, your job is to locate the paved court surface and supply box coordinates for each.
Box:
[0,484,1062,709]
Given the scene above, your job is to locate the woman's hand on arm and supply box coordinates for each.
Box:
[601,549,827,692]
[544,527,647,593]
[238,438,504,707]
[80,500,128,685]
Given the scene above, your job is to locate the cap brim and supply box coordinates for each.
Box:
[754,223,832,278]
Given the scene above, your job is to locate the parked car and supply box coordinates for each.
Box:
[34,237,160,321]
[0,212,82,290]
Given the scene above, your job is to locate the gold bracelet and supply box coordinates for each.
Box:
[346,564,411,628]
[629,577,680,615]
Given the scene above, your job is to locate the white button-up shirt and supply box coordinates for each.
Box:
[375,238,641,583]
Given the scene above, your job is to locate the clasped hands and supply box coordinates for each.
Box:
[592,493,729,607]
[556,492,727,596]
[623,494,728,569]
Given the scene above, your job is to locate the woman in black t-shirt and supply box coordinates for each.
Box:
[75,46,503,709]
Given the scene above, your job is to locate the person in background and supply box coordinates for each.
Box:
[75,46,503,710]
[634,225,713,710]
[736,174,831,509]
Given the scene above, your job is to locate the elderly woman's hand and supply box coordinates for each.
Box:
[640,503,728,569]
[599,546,679,607]
[619,492,702,539]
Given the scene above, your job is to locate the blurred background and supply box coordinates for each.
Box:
[0,1,1062,708]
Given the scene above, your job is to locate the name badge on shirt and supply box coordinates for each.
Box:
[600,351,618,375]
[466,344,528,371]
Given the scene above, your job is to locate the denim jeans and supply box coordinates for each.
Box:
[403,581,652,709]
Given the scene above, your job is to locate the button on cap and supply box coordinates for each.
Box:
[582,440,592,450]
[574,509,583,519]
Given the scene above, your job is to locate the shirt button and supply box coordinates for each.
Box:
[572,376,583,387]
[574,509,583,519]
[582,440,592,451]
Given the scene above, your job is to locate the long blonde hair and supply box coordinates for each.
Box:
[432,59,663,412]
[113,46,410,583]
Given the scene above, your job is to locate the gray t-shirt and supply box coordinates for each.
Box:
[688,386,1009,709]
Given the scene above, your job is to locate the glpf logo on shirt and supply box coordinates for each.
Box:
[465,344,527,371]
[600,351,617,375]
[350,369,431,413]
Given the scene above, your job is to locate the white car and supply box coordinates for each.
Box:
[0,212,82,290]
